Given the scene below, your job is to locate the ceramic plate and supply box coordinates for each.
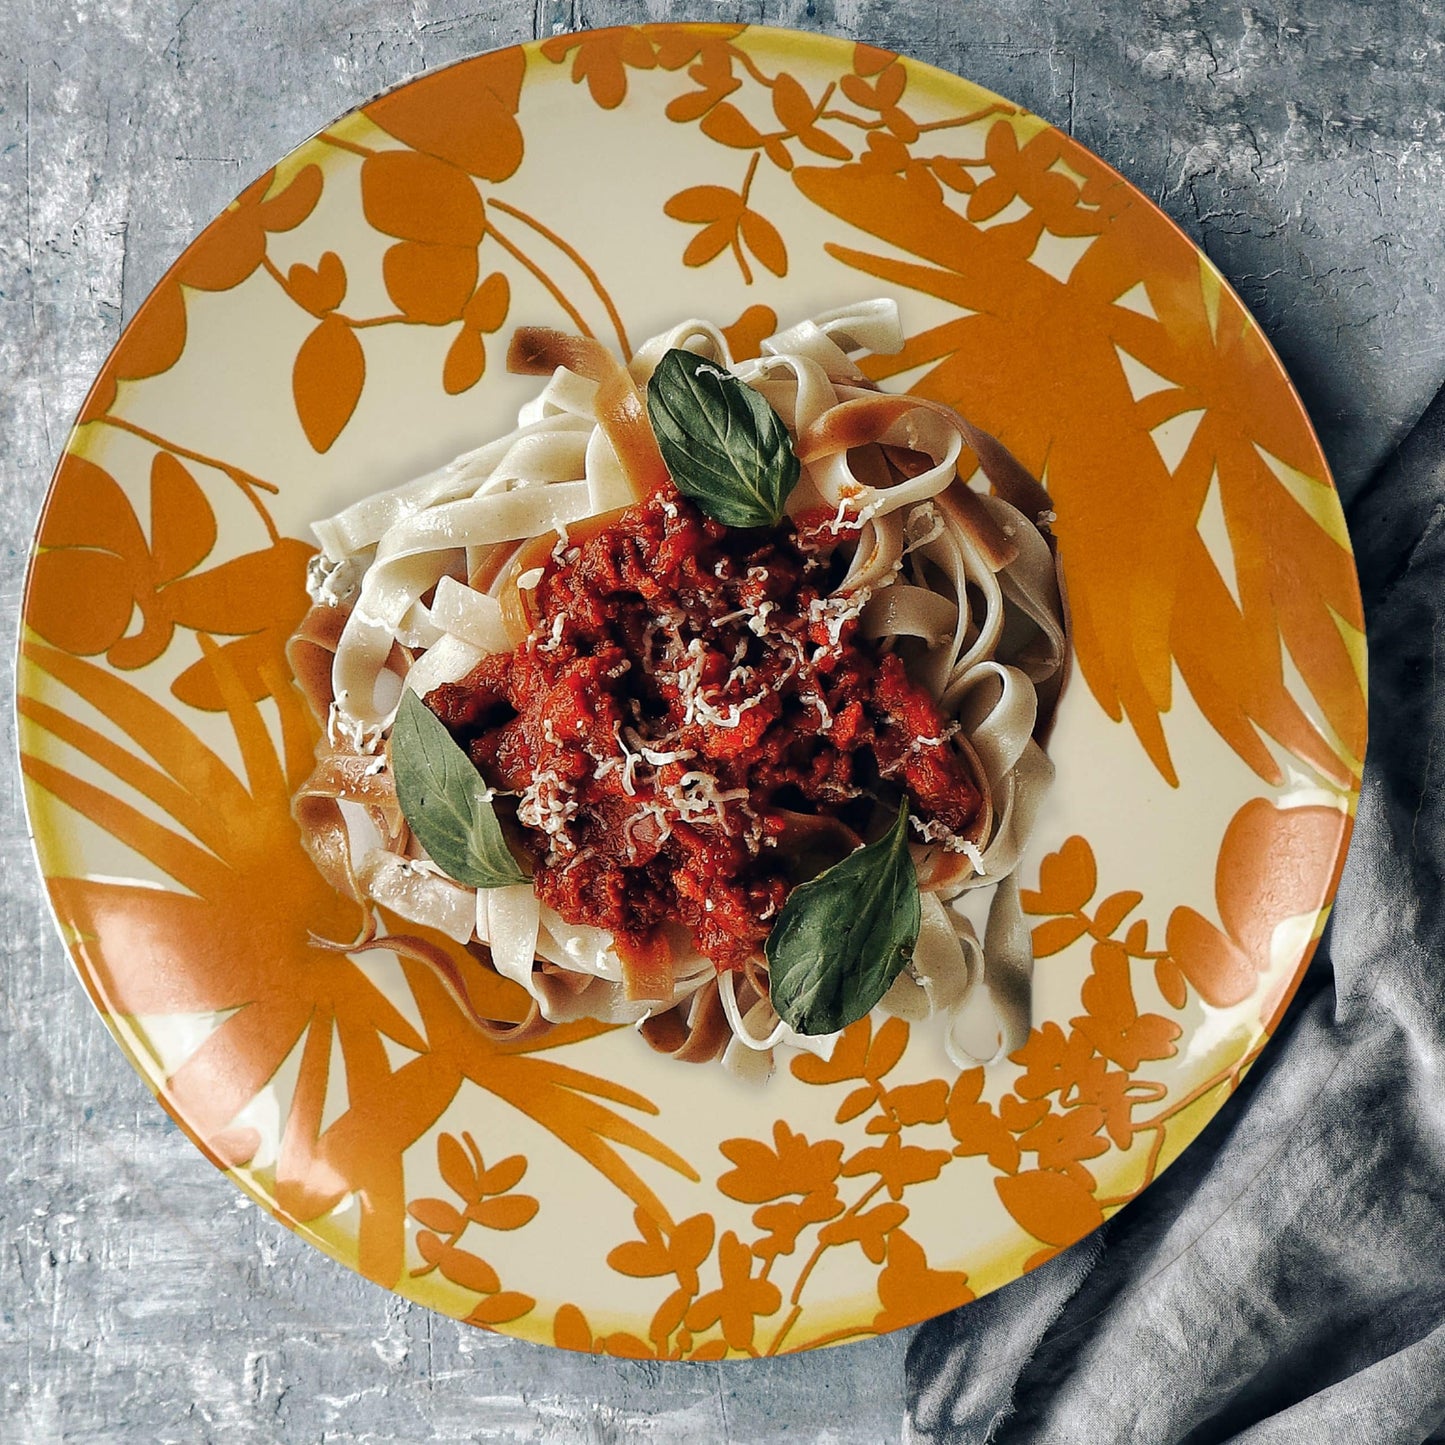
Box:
[17,24,1364,1357]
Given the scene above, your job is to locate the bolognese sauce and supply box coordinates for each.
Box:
[425,486,984,972]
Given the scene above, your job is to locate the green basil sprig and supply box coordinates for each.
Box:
[765,802,922,1036]
[390,690,529,888]
[646,347,800,528]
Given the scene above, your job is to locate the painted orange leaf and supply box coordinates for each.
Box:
[685,1230,781,1351]
[471,1195,538,1230]
[294,314,365,452]
[1021,835,1097,916]
[998,1093,1050,1133]
[818,1201,907,1264]
[609,1208,715,1297]
[853,43,898,77]
[554,1303,594,1352]
[752,1190,843,1262]
[1031,914,1090,957]
[865,1016,911,1081]
[468,1290,535,1326]
[930,157,978,194]
[366,47,524,181]
[1165,908,1255,1008]
[1155,955,1189,1009]
[361,151,485,247]
[718,1121,843,1203]
[664,183,775,278]
[739,209,787,276]
[1167,798,1346,1008]
[649,1286,691,1347]
[1094,890,1144,937]
[1076,1067,1162,1151]
[836,1084,879,1124]
[464,270,511,331]
[288,251,347,317]
[947,1067,1020,1173]
[721,303,778,360]
[887,1079,950,1125]
[995,1168,1105,1247]
[791,1015,871,1085]
[666,184,739,224]
[1010,1021,1098,1103]
[410,1198,465,1234]
[1017,1105,1109,1179]
[540,26,657,110]
[701,101,765,150]
[444,329,487,396]
[476,1152,527,1197]
[438,1133,480,1199]
[383,241,478,325]
[687,225,739,268]
[444,274,511,397]
[841,1133,951,1200]
[599,1330,654,1358]
[873,1230,972,1333]
[1073,942,1182,1070]
[416,1235,499,1294]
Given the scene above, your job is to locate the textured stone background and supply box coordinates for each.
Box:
[3,2,1442,1441]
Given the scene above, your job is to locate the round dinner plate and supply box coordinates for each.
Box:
[17,24,1364,1357]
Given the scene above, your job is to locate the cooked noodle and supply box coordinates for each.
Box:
[288,301,1067,1075]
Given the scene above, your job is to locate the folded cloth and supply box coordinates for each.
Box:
[906,384,1445,1445]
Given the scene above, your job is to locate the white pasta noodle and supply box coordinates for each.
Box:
[288,300,1068,1077]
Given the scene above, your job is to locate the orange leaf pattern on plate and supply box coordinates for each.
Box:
[873,1230,973,1333]
[26,452,311,707]
[1166,798,1348,1019]
[293,314,366,453]
[366,46,525,180]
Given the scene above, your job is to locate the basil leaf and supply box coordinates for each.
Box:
[765,803,922,1036]
[646,347,800,528]
[390,690,529,889]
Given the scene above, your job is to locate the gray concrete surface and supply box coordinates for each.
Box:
[3,1,1442,1440]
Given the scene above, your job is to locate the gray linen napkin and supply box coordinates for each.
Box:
[905,384,1445,1445]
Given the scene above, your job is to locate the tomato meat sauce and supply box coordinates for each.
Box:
[425,488,982,976]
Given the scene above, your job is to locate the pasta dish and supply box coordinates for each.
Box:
[288,301,1066,1079]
